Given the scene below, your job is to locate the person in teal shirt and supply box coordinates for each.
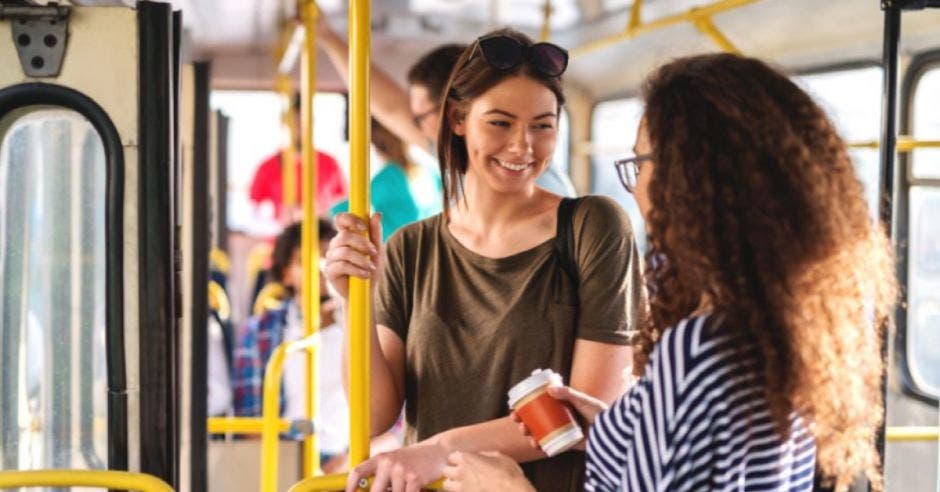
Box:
[332,119,442,242]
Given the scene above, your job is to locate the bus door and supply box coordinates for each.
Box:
[0,1,181,488]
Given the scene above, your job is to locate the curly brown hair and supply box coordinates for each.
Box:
[635,53,897,490]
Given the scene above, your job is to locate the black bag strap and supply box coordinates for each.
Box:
[555,197,583,286]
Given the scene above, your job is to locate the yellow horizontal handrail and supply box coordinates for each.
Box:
[261,333,322,492]
[288,474,446,491]
[0,470,173,492]
[572,0,759,58]
[848,138,940,152]
[885,426,940,441]
[207,416,291,434]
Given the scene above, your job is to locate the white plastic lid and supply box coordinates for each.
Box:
[541,425,584,457]
[507,368,562,409]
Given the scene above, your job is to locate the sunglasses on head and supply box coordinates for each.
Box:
[470,34,569,78]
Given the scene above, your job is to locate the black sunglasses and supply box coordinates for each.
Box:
[470,35,569,78]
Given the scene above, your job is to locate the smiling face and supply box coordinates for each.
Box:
[450,75,559,195]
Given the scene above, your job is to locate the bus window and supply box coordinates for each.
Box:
[907,64,940,399]
[796,66,883,218]
[912,67,940,179]
[590,98,645,252]
[210,90,348,237]
[0,107,108,471]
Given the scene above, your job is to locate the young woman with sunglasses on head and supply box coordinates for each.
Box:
[440,53,898,492]
[325,28,645,492]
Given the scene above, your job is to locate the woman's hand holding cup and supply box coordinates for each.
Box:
[510,384,609,452]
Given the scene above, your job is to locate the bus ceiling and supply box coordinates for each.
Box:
[62,0,940,98]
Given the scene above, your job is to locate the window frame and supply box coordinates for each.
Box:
[0,82,127,468]
[897,49,940,405]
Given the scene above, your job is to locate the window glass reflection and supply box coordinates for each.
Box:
[0,107,108,473]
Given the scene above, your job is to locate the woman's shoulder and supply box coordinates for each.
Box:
[384,213,444,252]
[571,195,633,232]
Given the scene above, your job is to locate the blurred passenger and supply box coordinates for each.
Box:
[315,15,577,197]
[331,119,443,242]
[232,219,400,471]
[440,54,898,492]
[325,29,644,492]
[249,93,347,221]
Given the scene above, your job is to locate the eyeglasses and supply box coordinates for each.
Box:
[470,34,569,78]
[412,105,439,128]
[614,154,653,193]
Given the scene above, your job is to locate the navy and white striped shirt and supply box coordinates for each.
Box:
[585,314,816,491]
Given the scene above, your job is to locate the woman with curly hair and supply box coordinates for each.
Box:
[441,53,897,492]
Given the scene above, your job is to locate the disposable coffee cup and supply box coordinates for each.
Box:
[507,369,584,457]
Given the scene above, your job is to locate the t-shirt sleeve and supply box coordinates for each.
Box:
[573,195,647,345]
[374,229,411,342]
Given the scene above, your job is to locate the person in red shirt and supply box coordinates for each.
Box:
[249,93,347,219]
[249,149,347,219]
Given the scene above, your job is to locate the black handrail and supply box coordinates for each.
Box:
[0,82,128,472]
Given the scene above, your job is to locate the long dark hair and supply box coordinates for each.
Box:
[437,28,566,216]
[637,53,896,490]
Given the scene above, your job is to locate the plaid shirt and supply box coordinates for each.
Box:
[232,301,291,418]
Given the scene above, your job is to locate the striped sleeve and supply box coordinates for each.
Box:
[584,314,817,491]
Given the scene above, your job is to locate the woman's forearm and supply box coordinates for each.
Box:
[341,301,403,435]
[426,416,548,464]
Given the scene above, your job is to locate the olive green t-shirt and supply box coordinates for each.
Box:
[375,195,645,491]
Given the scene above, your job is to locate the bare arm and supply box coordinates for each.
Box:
[327,213,407,436]
[344,340,633,491]
[317,18,432,153]
[432,339,632,458]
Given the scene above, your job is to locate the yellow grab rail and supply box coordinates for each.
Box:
[539,0,553,42]
[848,137,940,152]
[288,474,446,491]
[207,416,291,434]
[571,0,758,57]
[885,426,940,442]
[0,470,173,492]
[300,0,322,478]
[260,333,322,492]
[348,0,372,475]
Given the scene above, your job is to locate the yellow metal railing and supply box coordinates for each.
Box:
[539,0,553,42]
[288,475,446,492]
[848,137,940,152]
[207,416,292,434]
[299,0,322,479]
[278,73,298,217]
[571,0,758,57]
[886,426,940,442]
[347,0,372,475]
[0,470,173,492]
[260,333,322,492]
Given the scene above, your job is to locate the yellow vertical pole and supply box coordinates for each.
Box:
[348,0,372,472]
[299,0,322,478]
[539,0,553,42]
[279,74,297,221]
[627,0,643,32]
